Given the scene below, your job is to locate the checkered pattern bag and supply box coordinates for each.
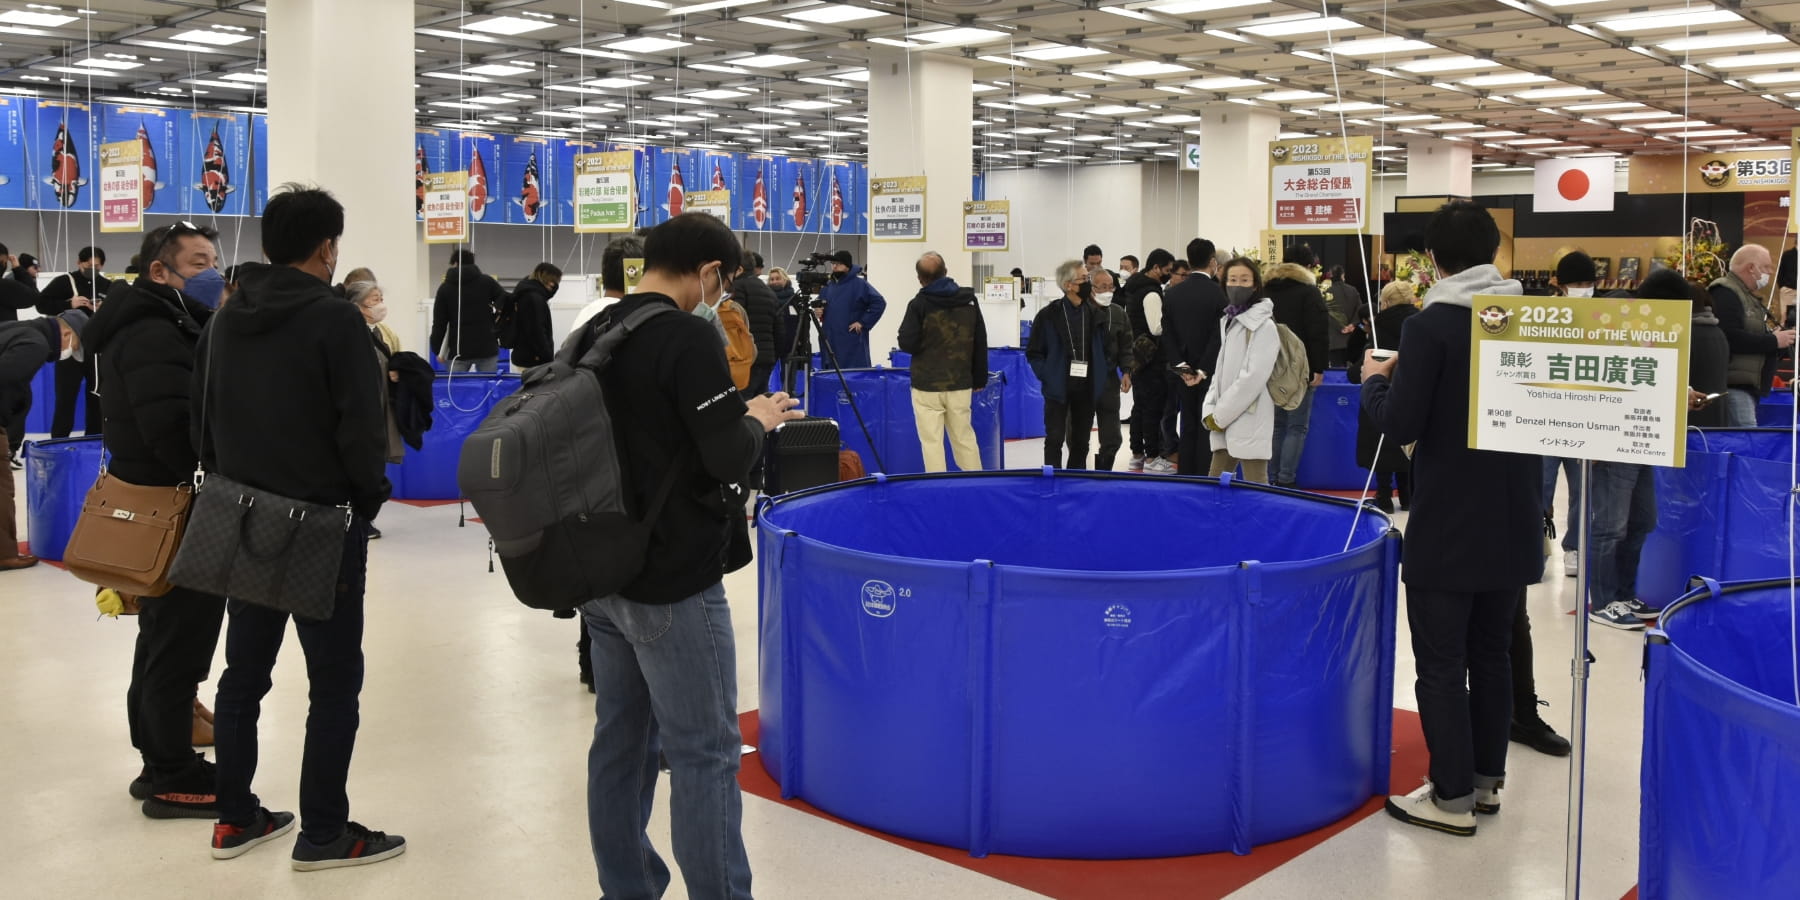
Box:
[168,470,349,621]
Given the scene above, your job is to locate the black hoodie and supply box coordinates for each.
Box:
[0,271,36,321]
[0,317,57,424]
[37,268,111,316]
[191,263,390,521]
[430,263,506,362]
[84,277,211,486]
[507,276,556,369]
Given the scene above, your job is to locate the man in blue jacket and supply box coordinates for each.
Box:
[1362,201,1543,839]
[1028,260,1129,469]
[818,249,885,368]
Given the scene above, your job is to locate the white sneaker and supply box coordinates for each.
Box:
[1128,454,1146,473]
[1564,551,1579,577]
[1385,781,1476,837]
[1145,457,1176,474]
[1475,784,1501,816]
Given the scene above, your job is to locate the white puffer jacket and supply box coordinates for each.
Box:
[1202,298,1279,460]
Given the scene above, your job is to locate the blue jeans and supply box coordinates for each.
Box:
[1722,387,1760,427]
[1586,462,1657,612]
[1541,457,1582,552]
[581,584,752,900]
[1270,384,1316,484]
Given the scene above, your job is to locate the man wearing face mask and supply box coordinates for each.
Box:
[1710,244,1796,427]
[506,263,561,369]
[1163,238,1231,476]
[817,249,885,369]
[1117,248,1176,473]
[38,245,110,437]
[570,212,801,899]
[1090,267,1136,471]
[0,309,84,570]
[83,221,230,818]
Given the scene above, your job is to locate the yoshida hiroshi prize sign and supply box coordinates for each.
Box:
[1268,136,1372,232]
[1468,294,1690,466]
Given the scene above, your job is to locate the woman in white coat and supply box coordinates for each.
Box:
[1201,257,1280,482]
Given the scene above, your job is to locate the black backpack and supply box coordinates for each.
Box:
[494,289,520,349]
[457,304,683,610]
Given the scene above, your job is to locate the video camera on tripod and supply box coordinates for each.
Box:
[792,251,834,304]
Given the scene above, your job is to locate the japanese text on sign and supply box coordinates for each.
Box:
[422,171,468,244]
[963,199,1008,251]
[574,151,636,233]
[872,174,927,241]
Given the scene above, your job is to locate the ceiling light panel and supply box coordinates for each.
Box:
[1017,45,1105,61]
[1597,8,1741,33]
[1327,37,1433,56]
[170,29,254,46]
[463,16,557,35]
[1105,61,1193,77]
[464,64,533,76]
[1397,56,1500,74]
[1240,16,1363,38]
[605,36,691,53]
[783,5,888,24]
[734,54,808,68]
[913,27,1007,47]
[1145,0,1267,13]
[1658,31,1785,52]
[1188,76,1263,90]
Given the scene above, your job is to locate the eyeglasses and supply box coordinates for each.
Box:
[144,220,204,269]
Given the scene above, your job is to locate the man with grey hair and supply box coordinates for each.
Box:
[897,251,987,472]
[1027,260,1128,469]
[1709,243,1795,426]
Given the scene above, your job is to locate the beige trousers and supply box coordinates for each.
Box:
[1209,450,1269,484]
[911,389,983,473]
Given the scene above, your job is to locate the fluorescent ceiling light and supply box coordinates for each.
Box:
[1658,31,1784,52]
[1241,16,1362,37]
[1424,122,1482,130]
[1564,101,1643,111]
[1705,51,1800,70]
[1512,86,1603,100]
[744,123,784,130]
[1465,131,1521,138]
[740,16,809,31]
[1462,72,1553,87]
[1014,93,1077,106]
[1640,120,1711,129]
[0,9,73,26]
[38,66,128,78]
[1152,114,1203,124]
[784,5,888,24]
[868,37,922,49]
[1375,114,1439,122]
[1317,101,1386,112]
[1188,76,1263,90]
[1683,130,1745,138]
[734,54,808,68]
[1104,60,1193,77]
[122,39,224,54]
[653,95,703,104]
[1598,9,1741,33]
[784,100,836,110]
[1085,105,1145,115]
[585,76,654,88]
[464,63,532,77]
[221,72,268,83]
[1146,0,1265,12]
[1603,110,1677,120]
[563,47,632,60]
[1328,37,1433,56]
[429,100,489,110]
[1501,138,1561,145]
[1017,45,1105,61]
[1259,90,1330,102]
[914,27,1007,47]
[1748,71,1800,85]
[605,36,690,53]
[423,71,489,82]
[170,28,254,46]
[1013,127,1057,135]
[978,55,1031,67]
[672,0,760,13]
[836,69,870,81]
[1072,134,1114,142]
[74,58,142,70]
[688,63,748,75]
[1398,56,1499,74]
[463,16,556,35]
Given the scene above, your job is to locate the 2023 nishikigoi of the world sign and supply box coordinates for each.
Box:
[1467,294,1691,467]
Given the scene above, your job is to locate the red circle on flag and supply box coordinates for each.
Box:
[1558,169,1590,201]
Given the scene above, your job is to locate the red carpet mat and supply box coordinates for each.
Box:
[738,708,1427,900]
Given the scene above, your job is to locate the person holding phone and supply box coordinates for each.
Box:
[1198,257,1279,483]
[36,245,109,437]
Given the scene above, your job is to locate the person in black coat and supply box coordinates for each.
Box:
[39,245,109,437]
[733,250,779,398]
[430,248,507,372]
[1355,281,1419,512]
[507,264,560,369]
[0,313,80,570]
[1363,201,1543,836]
[1161,238,1229,475]
[0,244,37,322]
[1265,261,1331,487]
[83,222,229,817]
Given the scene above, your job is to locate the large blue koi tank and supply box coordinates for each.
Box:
[755,470,1401,859]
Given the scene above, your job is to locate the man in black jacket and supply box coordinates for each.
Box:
[1118,248,1175,472]
[194,185,404,870]
[574,212,800,899]
[0,312,81,570]
[897,251,988,472]
[85,221,229,819]
[733,249,778,398]
[0,243,37,322]
[39,245,108,437]
[429,248,506,373]
[1265,256,1331,487]
[1161,238,1229,475]
[506,263,560,369]
[1363,201,1542,837]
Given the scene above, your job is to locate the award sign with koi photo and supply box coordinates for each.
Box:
[1468,294,1691,466]
[422,170,469,244]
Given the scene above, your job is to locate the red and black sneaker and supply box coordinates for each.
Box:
[212,807,296,860]
[142,758,220,819]
[291,821,407,872]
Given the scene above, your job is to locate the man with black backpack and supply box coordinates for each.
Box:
[568,212,798,898]
[1117,248,1176,472]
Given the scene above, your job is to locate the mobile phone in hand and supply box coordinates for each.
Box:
[1169,363,1196,376]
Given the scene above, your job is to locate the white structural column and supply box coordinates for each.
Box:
[1405,137,1474,198]
[1196,104,1280,254]
[864,49,975,362]
[267,0,423,343]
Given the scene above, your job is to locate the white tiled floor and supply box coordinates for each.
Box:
[0,434,1644,899]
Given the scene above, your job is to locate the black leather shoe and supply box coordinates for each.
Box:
[1510,709,1572,757]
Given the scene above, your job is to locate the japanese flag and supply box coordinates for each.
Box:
[1534,158,1614,213]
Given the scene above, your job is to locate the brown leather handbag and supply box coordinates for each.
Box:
[63,471,193,597]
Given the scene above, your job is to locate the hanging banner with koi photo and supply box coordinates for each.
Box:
[422,171,469,244]
[499,134,552,226]
[871,174,927,241]
[573,150,635,233]
[186,111,251,217]
[963,200,1009,252]
[734,153,777,233]
[553,138,602,228]
[779,157,818,234]
[697,149,735,221]
[1268,136,1372,232]
[28,100,94,212]
[820,159,856,235]
[1467,294,1690,466]
[98,140,143,233]
[644,146,694,227]
[448,131,501,225]
[98,104,182,216]
[249,114,268,216]
[0,98,32,212]
[415,128,451,222]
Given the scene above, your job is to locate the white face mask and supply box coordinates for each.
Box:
[1756,273,1772,291]
[1093,291,1114,307]
[1565,286,1594,298]
[60,345,74,361]
[365,302,388,325]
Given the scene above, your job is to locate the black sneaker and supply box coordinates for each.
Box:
[1510,702,1572,758]
[291,821,407,871]
[212,807,296,859]
[143,757,219,819]
[129,766,152,801]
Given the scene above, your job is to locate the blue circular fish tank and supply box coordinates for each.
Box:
[1642,577,1800,898]
[755,470,1401,859]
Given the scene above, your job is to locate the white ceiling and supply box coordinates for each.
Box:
[4,0,1800,173]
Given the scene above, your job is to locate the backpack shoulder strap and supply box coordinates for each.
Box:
[567,304,681,371]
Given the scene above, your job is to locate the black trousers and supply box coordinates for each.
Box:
[1511,599,1539,719]
[215,520,369,844]
[52,354,100,438]
[1044,378,1095,468]
[1176,381,1205,475]
[1160,372,1181,455]
[744,362,775,400]
[1128,369,1167,458]
[127,586,226,782]
[1406,586,1521,802]
[1095,398,1123,471]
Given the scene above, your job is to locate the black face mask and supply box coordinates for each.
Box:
[1227,285,1257,307]
[1078,283,1094,302]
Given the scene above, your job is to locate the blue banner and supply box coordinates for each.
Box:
[734,153,777,233]
[98,103,186,217]
[0,98,31,213]
[26,100,94,212]
[644,145,695,227]
[779,157,817,234]
[183,111,250,217]
[499,134,553,226]
[449,131,502,225]
[552,138,603,228]
[414,127,452,221]
[250,114,268,215]
[820,160,856,237]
